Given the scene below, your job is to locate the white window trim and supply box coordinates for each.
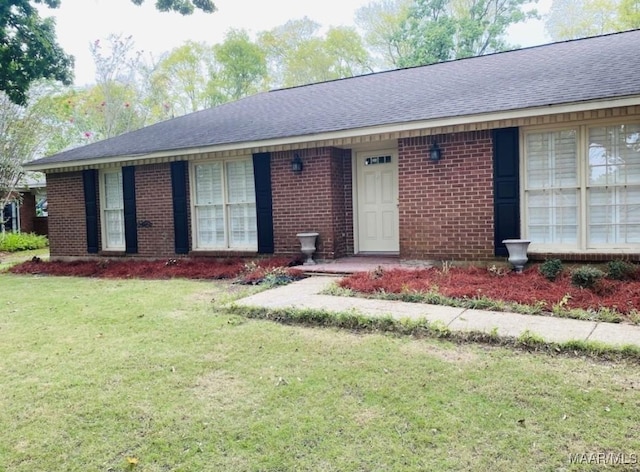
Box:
[189,157,258,252]
[521,117,640,254]
[99,168,125,251]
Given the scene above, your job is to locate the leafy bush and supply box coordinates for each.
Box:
[0,232,48,252]
[570,265,605,289]
[606,260,637,281]
[539,259,563,281]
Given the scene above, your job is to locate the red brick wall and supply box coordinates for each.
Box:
[398,131,494,260]
[46,165,186,259]
[134,163,185,258]
[46,172,90,257]
[18,193,36,233]
[271,147,352,260]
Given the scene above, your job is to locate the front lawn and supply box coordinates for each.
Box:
[1,274,639,471]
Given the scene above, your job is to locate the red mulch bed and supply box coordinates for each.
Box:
[339,266,640,318]
[8,256,302,281]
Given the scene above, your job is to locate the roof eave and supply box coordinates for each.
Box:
[25,95,640,172]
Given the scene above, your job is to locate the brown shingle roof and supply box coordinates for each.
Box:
[27,30,640,168]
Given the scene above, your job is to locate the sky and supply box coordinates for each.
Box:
[37,0,552,86]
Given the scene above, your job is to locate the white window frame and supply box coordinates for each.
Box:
[99,168,125,251]
[189,157,257,252]
[521,118,640,254]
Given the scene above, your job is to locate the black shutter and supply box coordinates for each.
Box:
[171,161,190,254]
[493,127,520,256]
[82,169,99,254]
[253,153,274,254]
[122,166,138,254]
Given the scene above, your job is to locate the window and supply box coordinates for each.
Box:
[192,159,257,250]
[523,122,640,251]
[101,170,124,250]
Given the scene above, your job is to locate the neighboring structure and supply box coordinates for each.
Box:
[25,31,640,262]
[2,174,47,236]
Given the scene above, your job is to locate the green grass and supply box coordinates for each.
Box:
[0,247,49,271]
[1,274,640,471]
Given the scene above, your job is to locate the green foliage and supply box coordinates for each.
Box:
[260,267,300,288]
[618,0,640,28]
[0,1,73,106]
[1,0,216,107]
[570,265,605,289]
[545,0,638,41]
[539,259,564,281]
[355,0,413,69]
[150,41,218,115]
[258,18,373,89]
[130,0,216,15]
[213,29,268,101]
[394,0,538,67]
[606,260,637,281]
[594,307,624,323]
[517,329,546,347]
[0,232,48,252]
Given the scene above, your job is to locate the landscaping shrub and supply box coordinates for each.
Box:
[0,232,48,252]
[338,265,640,319]
[570,265,605,289]
[539,259,563,281]
[606,260,638,281]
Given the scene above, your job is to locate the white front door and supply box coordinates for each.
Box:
[356,150,399,253]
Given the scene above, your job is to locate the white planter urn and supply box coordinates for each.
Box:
[502,239,531,273]
[297,232,319,265]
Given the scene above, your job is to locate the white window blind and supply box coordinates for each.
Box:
[226,160,257,247]
[103,171,124,249]
[525,130,578,245]
[193,159,257,250]
[524,122,640,250]
[195,163,225,247]
[588,124,640,245]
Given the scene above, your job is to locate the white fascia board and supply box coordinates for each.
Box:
[27,95,640,172]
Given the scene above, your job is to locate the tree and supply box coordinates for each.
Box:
[0,1,73,106]
[88,35,147,140]
[394,0,457,66]
[213,29,267,101]
[324,27,374,78]
[394,0,538,68]
[130,0,215,14]
[618,0,640,28]
[546,0,619,40]
[0,88,51,220]
[35,35,151,154]
[355,0,413,69]
[150,41,219,115]
[1,0,216,106]
[258,17,321,88]
[258,18,373,88]
[545,0,639,41]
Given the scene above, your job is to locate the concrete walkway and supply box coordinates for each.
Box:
[301,256,434,275]
[233,276,640,348]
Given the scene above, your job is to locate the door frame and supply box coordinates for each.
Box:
[352,148,399,254]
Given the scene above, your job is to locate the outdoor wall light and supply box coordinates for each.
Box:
[429,141,442,162]
[291,153,303,173]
